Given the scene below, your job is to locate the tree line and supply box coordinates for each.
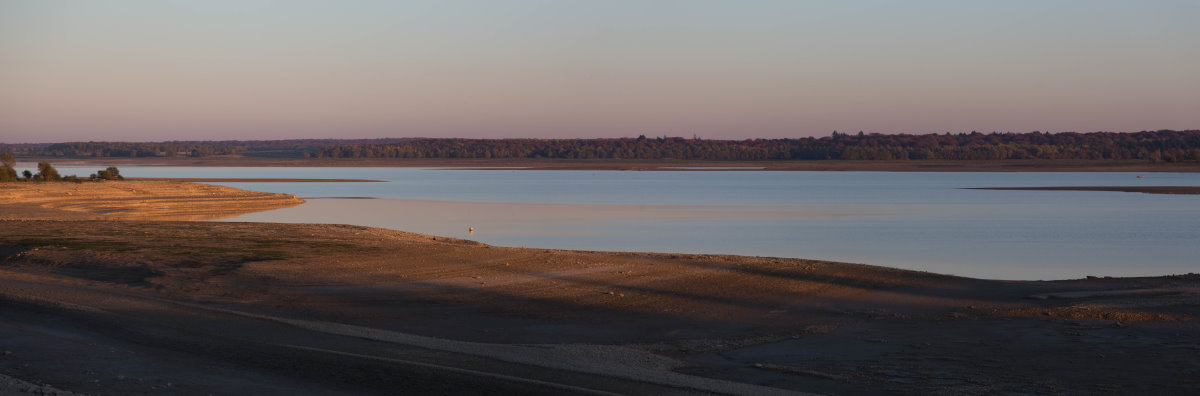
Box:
[3,130,1199,162]
[0,142,245,158]
[0,138,416,158]
[1,152,124,182]
[307,130,1200,162]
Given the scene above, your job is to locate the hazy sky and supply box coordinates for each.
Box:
[1,1,1197,143]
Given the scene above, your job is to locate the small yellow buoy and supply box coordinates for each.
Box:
[469,227,474,234]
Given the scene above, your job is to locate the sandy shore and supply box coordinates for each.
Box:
[129,177,386,183]
[1,183,1198,395]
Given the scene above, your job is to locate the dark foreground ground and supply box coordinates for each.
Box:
[1,202,1198,395]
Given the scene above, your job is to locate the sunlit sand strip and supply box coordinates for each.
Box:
[0,181,304,220]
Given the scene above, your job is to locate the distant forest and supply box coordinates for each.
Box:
[0,138,415,158]
[4,130,1200,162]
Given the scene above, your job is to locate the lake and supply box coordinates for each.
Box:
[41,164,1200,280]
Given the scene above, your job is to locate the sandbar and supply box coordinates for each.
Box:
[970,186,1200,195]
[0,180,304,220]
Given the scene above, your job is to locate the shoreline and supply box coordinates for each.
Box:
[21,156,1200,172]
[969,186,1200,195]
[2,182,1198,394]
[129,177,387,183]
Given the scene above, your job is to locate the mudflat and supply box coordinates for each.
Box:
[1,183,1198,395]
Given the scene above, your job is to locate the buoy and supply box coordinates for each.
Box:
[469,227,474,234]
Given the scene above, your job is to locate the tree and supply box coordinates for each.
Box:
[0,151,16,182]
[35,162,62,181]
[96,166,124,180]
[22,170,33,180]
[0,166,15,182]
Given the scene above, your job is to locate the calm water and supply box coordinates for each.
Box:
[43,164,1200,280]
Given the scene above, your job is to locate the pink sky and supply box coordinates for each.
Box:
[2,1,1197,143]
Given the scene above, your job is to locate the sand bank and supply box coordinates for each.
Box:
[130,177,386,183]
[0,180,304,220]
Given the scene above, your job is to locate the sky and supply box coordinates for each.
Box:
[1,0,1197,143]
